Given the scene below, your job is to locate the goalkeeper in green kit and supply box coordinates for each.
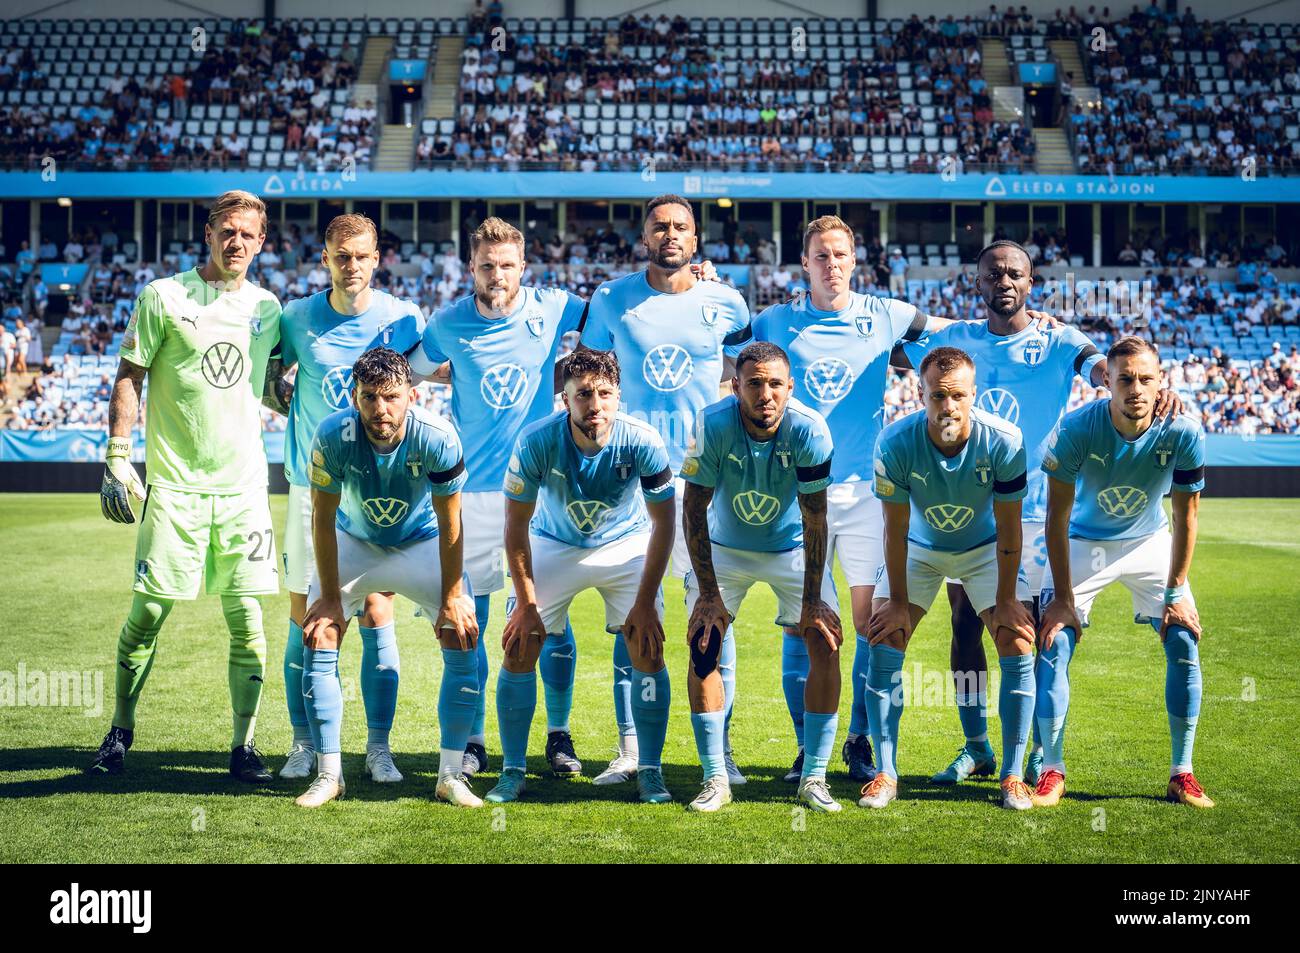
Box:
[90,191,284,782]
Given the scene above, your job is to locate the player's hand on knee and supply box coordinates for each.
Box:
[624,598,665,668]
[502,602,545,659]
[100,437,146,524]
[1037,597,1081,650]
[801,599,843,651]
[867,598,912,646]
[687,593,729,656]
[303,596,345,649]
[989,598,1036,648]
[438,593,480,650]
[1160,602,1201,642]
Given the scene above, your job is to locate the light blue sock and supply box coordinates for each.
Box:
[849,634,871,737]
[691,709,727,781]
[998,654,1036,780]
[802,711,839,781]
[302,647,342,755]
[496,668,536,772]
[630,666,671,770]
[1161,624,1202,775]
[471,595,492,744]
[954,671,990,745]
[539,627,576,733]
[358,622,399,746]
[1035,627,1074,772]
[781,632,808,747]
[612,632,636,737]
[719,625,736,745]
[284,621,310,741]
[867,644,905,779]
[437,648,478,756]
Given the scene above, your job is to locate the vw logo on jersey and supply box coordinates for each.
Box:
[732,490,781,525]
[923,504,975,533]
[480,363,530,409]
[854,313,873,337]
[566,499,612,534]
[525,313,545,338]
[1021,336,1046,367]
[361,497,410,527]
[322,365,353,408]
[701,304,720,327]
[1097,485,1149,519]
[803,357,855,404]
[978,388,1020,426]
[201,341,245,389]
[643,344,694,392]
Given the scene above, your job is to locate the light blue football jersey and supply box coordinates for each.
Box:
[504,410,675,549]
[750,292,925,485]
[873,407,1028,553]
[580,271,751,471]
[310,405,467,547]
[409,286,587,493]
[681,395,833,553]
[279,289,425,487]
[902,321,1103,522]
[1042,400,1205,541]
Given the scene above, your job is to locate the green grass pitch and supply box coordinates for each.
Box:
[1,494,1297,863]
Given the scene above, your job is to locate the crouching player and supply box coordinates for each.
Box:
[1036,336,1212,808]
[297,348,480,808]
[681,341,840,813]
[865,346,1037,811]
[491,348,676,804]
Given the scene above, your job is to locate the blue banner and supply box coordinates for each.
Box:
[3,170,1296,203]
[1019,63,1056,84]
[1203,434,1300,467]
[1,429,285,464]
[39,263,88,287]
[389,59,427,82]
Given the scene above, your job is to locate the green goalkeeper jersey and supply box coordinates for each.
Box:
[119,268,282,494]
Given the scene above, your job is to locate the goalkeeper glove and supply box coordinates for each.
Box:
[101,436,146,524]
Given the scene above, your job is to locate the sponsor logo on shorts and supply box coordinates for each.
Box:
[923,503,975,533]
[480,363,529,409]
[803,357,855,404]
[201,342,245,389]
[642,344,693,392]
[566,499,612,534]
[732,490,780,525]
[1096,485,1149,519]
[361,497,410,527]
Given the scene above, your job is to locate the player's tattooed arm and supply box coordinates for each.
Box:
[502,498,545,661]
[261,353,294,415]
[1162,490,1202,640]
[429,361,452,385]
[1039,476,1082,649]
[431,491,479,649]
[683,482,719,597]
[798,487,842,649]
[108,358,146,437]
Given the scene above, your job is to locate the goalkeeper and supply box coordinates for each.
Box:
[90,190,284,783]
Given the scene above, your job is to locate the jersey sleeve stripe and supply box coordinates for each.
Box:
[722,325,753,347]
[428,458,466,484]
[1173,465,1204,486]
[1073,345,1102,375]
[575,299,590,334]
[796,458,832,482]
[901,308,927,342]
[994,471,1028,493]
[641,466,674,491]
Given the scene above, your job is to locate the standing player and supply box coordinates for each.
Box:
[91,190,282,782]
[297,348,480,808]
[864,346,1037,811]
[580,193,752,787]
[269,213,425,784]
[1036,336,1212,808]
[408,217,588,779]
[898,240,1181,786]
[680,342,840,813]
[490,349,676,804]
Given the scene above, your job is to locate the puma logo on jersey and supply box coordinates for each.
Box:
[1089,453,1110,466]
[551,468,568,478]
[180,315,198,328]
[727,453,746,467]
[910,471,930,487]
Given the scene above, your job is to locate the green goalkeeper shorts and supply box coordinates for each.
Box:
[133,486,280,600]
